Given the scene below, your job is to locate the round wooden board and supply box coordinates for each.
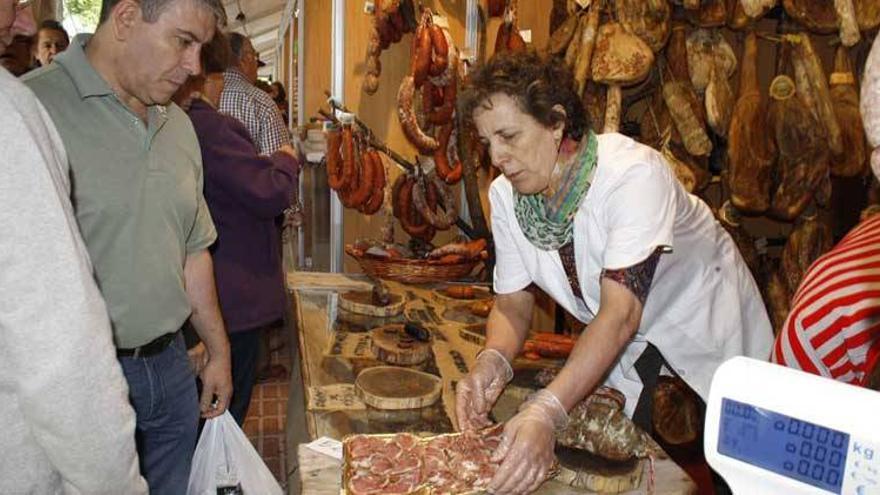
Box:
[339,290,405,317]
[370,325,432,365]
[442,303,488,325]
[553,446,644,493]
[355,366,442,410]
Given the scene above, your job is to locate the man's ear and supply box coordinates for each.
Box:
[110,0,142,41]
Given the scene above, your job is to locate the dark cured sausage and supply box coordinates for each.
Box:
[412,23,433,88]
[361,151,386,215]
[398,76,439,152]
[347,142,376,207]
[411,173,457,229]
[433,125,462,184]
[427,76,456,125]
[399,177,434,239]
[428,25,448,77]
[326,127,346,191]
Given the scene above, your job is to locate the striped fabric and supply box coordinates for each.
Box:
[772,213,880,386]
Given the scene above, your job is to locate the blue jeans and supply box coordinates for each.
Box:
[119,334,199,495]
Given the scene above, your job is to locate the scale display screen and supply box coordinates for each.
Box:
[718,398,850,493]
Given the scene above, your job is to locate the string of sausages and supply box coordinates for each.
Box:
[363,0,417,95]
[326,122,387,216]
[396,9,463,185]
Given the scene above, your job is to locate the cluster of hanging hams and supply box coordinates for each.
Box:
[363,0,418,94]
[326,120,387,216]
[544,0,876,204]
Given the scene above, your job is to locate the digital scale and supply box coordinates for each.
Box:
[705,357,880,494]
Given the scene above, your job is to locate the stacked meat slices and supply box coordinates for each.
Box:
[345,427,503,495]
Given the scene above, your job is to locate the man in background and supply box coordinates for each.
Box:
[32,19,67,67]
[220,31,290,155]
[0,32,31,74]
[0,0,146,492]
[23,0,232,491]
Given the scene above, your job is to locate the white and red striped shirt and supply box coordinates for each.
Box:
[772,214,880,386]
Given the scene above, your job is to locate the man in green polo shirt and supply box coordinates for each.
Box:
[23,0,232,491]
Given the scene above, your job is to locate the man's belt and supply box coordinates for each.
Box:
[117,331,178,358]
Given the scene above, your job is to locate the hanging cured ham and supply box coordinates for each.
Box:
[615,0,671,53]
[782,0,837,34]
[591,22,654,133]
[727,31,775,215]
[829,46,867,177]
[767,74,829,222]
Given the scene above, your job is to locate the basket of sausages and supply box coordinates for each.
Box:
[345,238,488,285]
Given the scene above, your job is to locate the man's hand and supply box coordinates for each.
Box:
[198,351,232,418]
[183,250,233,418]
[186,342,208,375]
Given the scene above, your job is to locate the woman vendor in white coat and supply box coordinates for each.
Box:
[454,52,774,494]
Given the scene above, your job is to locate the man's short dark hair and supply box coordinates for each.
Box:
[39,20,69,44]
[227,32,248,63]
[201,31,231,75]
[98,0,227,26]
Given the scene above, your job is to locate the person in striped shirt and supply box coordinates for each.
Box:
[771,210,880,386]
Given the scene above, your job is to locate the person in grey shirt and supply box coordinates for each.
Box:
[0,0,146,492]
[23,0,233,491]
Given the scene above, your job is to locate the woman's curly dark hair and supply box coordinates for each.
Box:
[459,51,590,141]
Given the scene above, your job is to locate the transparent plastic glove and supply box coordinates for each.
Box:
[455,348,514,431]
[489,389,569,495]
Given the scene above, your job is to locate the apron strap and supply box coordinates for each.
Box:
[632,342,666,432]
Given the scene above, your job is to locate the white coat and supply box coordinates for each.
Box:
[491,133,774,416]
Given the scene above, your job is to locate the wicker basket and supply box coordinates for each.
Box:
[346,249,482,284]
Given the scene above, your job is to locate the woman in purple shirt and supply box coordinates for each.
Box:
[175,33,299,424]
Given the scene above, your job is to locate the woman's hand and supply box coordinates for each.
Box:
[489,389,568,494]
[455,349,514,431]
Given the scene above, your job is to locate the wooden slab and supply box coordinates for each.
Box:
[355,366,442,410]
[370,324,432,365]
[555,446,644,493]
[459,323,487,346]
[338,290,405,317]
[442,303,489,325]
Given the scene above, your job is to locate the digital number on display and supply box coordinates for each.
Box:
[718,398,850,493]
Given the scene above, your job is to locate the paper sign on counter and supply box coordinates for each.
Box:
[304,436,343,461]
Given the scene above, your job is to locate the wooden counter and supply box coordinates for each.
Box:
[288,271,697,494]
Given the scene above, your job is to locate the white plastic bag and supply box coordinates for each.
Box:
[186,411,284,495]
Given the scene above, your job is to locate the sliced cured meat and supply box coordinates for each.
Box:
[384,471,421,493]
[394,432,419,452]
[349,473,387,495]
[391,451,422,474]
[348,436,386,458]
[368,454,394,476]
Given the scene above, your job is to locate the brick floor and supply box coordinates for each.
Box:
[244,326,292,486]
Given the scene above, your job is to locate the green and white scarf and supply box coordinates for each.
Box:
[514,131,598,250]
